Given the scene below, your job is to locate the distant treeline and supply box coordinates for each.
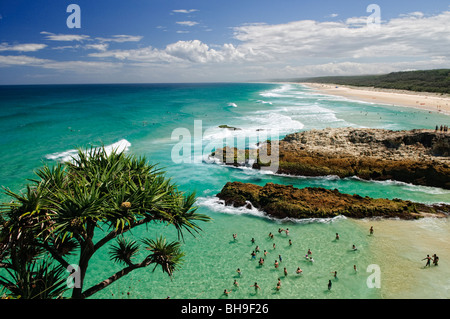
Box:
[298,69,450,94]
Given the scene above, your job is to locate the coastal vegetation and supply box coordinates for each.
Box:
[297,69,450,94]
[0,147,210,299]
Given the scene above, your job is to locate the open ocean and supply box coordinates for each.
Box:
[1,82,449,299]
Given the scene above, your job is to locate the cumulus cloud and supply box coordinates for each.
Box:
[232,11,450,61]
[89,40,253,65]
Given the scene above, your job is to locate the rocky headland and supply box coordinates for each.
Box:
[217,182,450,220]
[210,127,450,189]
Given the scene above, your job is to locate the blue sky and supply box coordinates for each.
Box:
[0,0,449,84]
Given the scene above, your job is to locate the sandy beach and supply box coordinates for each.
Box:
[302,83,450,116]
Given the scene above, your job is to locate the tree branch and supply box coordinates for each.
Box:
[81,258,151,299]
[38,242,70,269]
[93,217,150,252]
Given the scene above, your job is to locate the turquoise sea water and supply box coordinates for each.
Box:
[0,82,449,299]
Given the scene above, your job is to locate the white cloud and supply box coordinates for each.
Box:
[176,21,199,27]
[0,55,50,66]
[41,31,90,42]
[0,54,120,73]
[5,10,450,82]
[232,11,450,61]
[0,43,47,52]
[85,43,109,51]
[95,35,143,43]
[172,9,198,14]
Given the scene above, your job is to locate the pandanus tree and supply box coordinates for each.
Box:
[0,147,210,299]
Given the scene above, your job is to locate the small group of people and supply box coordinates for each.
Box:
[422,254,439,267]
[435,124,449,132]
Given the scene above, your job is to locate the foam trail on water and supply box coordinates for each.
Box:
[197,196,348,224]
[45,139,131,162]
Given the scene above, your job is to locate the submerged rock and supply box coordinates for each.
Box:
[217,182,450,220]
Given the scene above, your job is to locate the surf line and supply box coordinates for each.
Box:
[170,119,280,172]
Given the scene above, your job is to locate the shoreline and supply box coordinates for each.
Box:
[300,82,450,116]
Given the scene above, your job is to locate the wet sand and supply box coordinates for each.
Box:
[354,218,450,299]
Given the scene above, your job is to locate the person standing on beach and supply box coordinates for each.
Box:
[284,267,288,277]
[422,255,432,267]
[335,233,340,240]
[274,260,279,268]
[328,280,332,290]
[370,226,374,235]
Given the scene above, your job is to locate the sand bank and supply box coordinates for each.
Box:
[302,83,450,116]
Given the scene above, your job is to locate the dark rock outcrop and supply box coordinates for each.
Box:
[217,182,450,220]
[210,128,450,189]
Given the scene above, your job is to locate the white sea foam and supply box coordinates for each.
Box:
[227,102,238,107]
[197,196,348,224]
[45,139,131,162]
[347,176,450,196]
[256,100,273,105]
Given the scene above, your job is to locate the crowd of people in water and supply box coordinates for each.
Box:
[224,225,441,297]
[224,226,373,296]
